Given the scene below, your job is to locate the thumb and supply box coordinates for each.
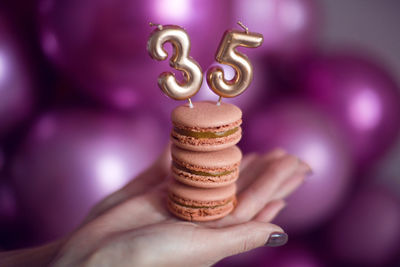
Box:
[198,221,288,264]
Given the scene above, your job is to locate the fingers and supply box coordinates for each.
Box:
[239,153,258,172]
[237,148,286,193]
[88,190,170,233]
[254,199,286,222]
[200,221,286,262]
[272,174,305,200]
[233,154,299,222]
[85,143,171,222]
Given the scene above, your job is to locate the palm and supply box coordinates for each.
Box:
[53,147,309,266]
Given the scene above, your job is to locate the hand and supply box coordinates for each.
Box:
[0,145,311,267]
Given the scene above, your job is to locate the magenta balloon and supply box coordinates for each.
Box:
[0,181,18,227]
[11,110,167,244]
[232,0,318,56]
[327,185,400,265]
[255,245,323,267]
[298,53,400,165]
[38,0,232,110]
[0,15,33,136]
[244,100,353,232]
[192,59,270,113]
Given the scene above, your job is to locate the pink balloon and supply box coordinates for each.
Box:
[232,0,318,57]
[192,59,270,113]
[298,53,400,165]
[327,185,400,266]
[0,15,33,136]
[38,0,232,110]
[11,110,167,244]
[244,100,353,232]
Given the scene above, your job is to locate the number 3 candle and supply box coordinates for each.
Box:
[147,23,203,107]
[207,22,264,102]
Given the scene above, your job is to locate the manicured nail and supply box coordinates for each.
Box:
[265,232,288,247]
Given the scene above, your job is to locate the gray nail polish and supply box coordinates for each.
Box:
[265,232,288,247]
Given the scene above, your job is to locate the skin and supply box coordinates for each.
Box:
[0,145,311,267]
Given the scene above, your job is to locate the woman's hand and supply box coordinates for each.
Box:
[0,145,311,267]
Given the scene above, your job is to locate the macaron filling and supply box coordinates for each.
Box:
[169,193,235,209]
[173,162,235,177]
[173,127,239,139]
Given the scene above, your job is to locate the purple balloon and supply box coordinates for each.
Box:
[232,0,318,57]
[11,110,167,244]
[38,0,232,110]
[0,181,18,228]
[244,100,353,232]
[255,245,323,267]
[327,185,400,266]
[0,15,33,136]
[298,53,400,165]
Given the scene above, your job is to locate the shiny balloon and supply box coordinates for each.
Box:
[298,53,400,165]
[327,185,400,266]
[207,28,263,98]
[11,110,167,244]
[232,0,318,56]
[0,15,33,136]
[0,181,18,228]
[147,24,203,101]
[38,0,232,109]
[244,100,353,232]
[255,245,323,267]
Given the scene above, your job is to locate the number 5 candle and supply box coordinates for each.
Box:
[207,22,264,103]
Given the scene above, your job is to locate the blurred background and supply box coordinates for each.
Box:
[0,0,399,266]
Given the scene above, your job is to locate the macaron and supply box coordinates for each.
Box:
[171,101,242,151]
[167,180,237,221]
[171,144,242,188]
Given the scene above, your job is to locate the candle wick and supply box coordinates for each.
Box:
[149,22,163,30]
[217,96,222,106]
[188,98,194,108]
[237,21,249,34]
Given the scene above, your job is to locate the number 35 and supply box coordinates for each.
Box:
[147,24,263,100]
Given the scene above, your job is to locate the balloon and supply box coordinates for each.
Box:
[243,100,353,232]
[327,185,400,266]
[0,181,18,228]
[298,53,400,165]
[193,60,270,113]
[232,0,318,56]
[11,110,167,244]
[255,245,323,267]
[0,15,33,136]
[38,0,232,110]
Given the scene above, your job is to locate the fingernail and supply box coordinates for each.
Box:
[265,232,288,247]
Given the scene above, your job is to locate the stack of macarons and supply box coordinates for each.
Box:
[167,101,243,222]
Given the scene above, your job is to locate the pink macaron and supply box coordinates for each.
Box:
[171,144,242,188]
[167,180,237,221]
[171,101,242,152]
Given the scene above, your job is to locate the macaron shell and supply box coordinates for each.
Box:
[167,197,236,222]
[171,127,242,152]
[168,180,237,201]
[171,145,242,170]
[171,101,242,129]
